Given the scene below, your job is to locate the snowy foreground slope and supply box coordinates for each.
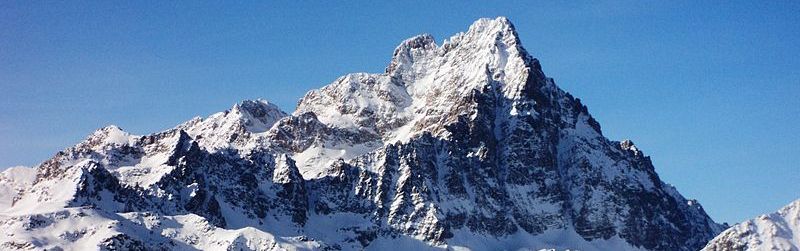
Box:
[703,199,800,251]
[1,17,725,251]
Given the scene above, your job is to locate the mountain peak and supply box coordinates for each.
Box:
[704,199,800,250]
[233,99,280,112]
[0,17,725,251]
[387,17,524,77]
[233,99,285,119]
[461,16,521,48]
[173,99,288,151]
[386,34,437,74]
[394,34,436,51]
[227,99,288,133]
[85,124,135,147]
[468,16,515,34]
[99,124,123,132]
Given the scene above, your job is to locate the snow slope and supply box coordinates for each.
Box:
[704,199,800,251]
[0,166,36,210]
[0,207,320,250]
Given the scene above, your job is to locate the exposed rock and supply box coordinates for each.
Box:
[0,17,723,251]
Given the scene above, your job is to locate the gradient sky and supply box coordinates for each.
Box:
[1,1,798,224]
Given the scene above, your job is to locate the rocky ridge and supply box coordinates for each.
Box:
[0,17,724,251]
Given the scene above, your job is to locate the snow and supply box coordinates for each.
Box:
[0,16,726,251]
[111,133,182,187]
[113,163,175,188]
[364,228,648,251]
[295,17,528,140]
[0,166,36,182]
[288,16,537,176]
[0,208,120,250]
[704,199,800,251]
[302,212,378,250]
[292,142,378,179]
[179,99,288,152]
[0,166,36,210]
[0,207,321,251]
[101,125,134,145]
[3,160,92,216]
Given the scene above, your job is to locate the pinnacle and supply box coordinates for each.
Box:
[397,34,436,50]
[386,34,437,74]
[467,16,518,37]
[234,99,279,112]
[99,125,123,132]
[619,139,642,155]
[91,125,127,138]
[471,16,513,29]
[231,99,287,120]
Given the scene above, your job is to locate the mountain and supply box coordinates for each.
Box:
[0,166,36,210]
[703,199,800,251]
[0,17,724,251]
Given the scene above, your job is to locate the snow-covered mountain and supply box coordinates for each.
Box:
[703,199,800,251]
[0,17,724,251]
[0,166,36,210]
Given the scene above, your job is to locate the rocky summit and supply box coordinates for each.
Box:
[0,17,725,251]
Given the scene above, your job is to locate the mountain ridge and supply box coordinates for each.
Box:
[1,17,724,251]
[703,199,800,251]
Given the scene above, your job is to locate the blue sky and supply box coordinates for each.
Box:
[1,1,798,224]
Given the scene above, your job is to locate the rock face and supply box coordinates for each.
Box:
[0,17,723,251]
[704,199,800,251]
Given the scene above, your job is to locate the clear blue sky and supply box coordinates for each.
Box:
[1,1,798,224]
